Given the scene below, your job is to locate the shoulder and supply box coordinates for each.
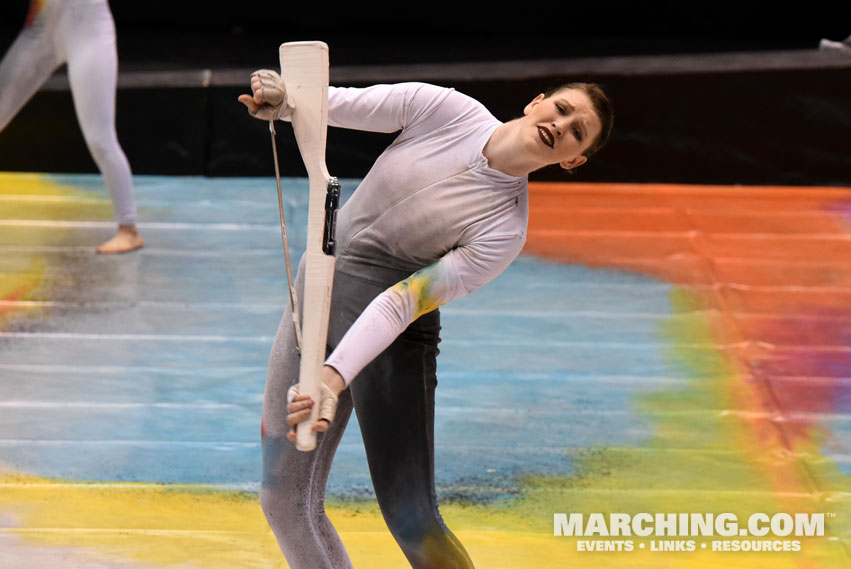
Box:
[329,83,492,120]
[399,83,499,136]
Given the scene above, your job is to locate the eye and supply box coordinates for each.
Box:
[573,126,583,142]
[558,101,576,115]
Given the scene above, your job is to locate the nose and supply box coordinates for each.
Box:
[551,120,564,138]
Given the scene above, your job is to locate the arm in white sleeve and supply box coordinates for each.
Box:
[325,83,454,133]
[325,234,523,384]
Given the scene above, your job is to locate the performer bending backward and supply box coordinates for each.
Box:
[0,0,143,253]
[239,72,613,568]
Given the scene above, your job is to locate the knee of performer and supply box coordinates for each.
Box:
[259,471,306,531]
[393,527,471,569]
[259,481,293,519]
[382,503,450,553]
[260,438,310,520]
[84,132,119,164]
[384,510,474,569]
[259,483,311,557]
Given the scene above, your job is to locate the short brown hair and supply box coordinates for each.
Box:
[544,83,613,158]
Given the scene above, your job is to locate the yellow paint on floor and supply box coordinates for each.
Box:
[0,256,44,323]
[0,172,114,324]
[0,172,113,221]
[0,470,846,569]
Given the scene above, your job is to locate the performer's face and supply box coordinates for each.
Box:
[522,88,602,171]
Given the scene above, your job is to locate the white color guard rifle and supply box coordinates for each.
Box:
[269,41,339,451]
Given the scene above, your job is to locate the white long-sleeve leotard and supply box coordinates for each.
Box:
[301,83,529,384]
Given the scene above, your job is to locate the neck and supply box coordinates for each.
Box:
[482,119,537,177]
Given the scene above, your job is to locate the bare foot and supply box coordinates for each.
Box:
[96,225,144,254]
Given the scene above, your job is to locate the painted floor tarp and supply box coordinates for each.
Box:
[0,172,849,568]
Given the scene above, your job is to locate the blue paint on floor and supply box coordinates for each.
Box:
[0,174,678,498]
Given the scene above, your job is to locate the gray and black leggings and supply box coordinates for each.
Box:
[260,261,475,569]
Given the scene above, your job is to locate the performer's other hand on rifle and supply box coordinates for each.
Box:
[238,69,293,121]
[285,365,345,442]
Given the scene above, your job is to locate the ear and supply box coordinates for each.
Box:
[523,93,546,116]
[559,155,587,170]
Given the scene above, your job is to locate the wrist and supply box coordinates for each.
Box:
[321,365,346,396]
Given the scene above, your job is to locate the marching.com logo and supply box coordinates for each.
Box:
[553,512,830,553]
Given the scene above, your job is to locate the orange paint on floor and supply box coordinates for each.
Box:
[0,263,45,325]
[2,283,33,306]
[525,181,851,504]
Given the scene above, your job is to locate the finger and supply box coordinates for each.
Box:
[287,409,313,426]
[286,407,312,423]
[286,428,296,442]
[286,397,314,414]
[237,94,260,114]
[313,419,331,433]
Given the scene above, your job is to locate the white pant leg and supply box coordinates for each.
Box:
[0,17,63,133]
[61,1,136,225]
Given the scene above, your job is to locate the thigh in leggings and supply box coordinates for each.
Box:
[0,19,62,133]
[261,260,355,569]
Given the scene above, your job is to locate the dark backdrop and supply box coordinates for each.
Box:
[0,2,849,185]
[3,2,848,66]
